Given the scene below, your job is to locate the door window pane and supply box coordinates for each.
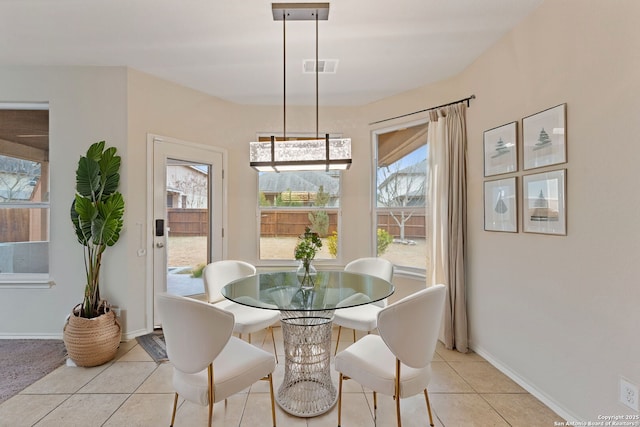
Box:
[166,160,209,296]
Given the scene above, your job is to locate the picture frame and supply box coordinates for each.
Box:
[523,103,567,170]
[484,177,517,233]
[522,169,566,235]
[483,121,518,177]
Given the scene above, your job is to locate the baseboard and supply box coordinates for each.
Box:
[122,328,151,341]
[0,332,63,339]
[0,328,150,341]
[471,342,582,423]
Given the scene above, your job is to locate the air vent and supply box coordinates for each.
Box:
[303,59,339,74]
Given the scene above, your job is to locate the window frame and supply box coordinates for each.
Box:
[255,133,344,267]
[0,102,51,287]
[372,118,429,277]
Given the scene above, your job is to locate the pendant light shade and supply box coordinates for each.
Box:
[249,3,352,172]
[250,135,351,172]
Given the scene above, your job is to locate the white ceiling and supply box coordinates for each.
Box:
[0,0,543,106]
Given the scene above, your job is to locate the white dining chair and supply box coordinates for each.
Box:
[203,260,279,363]
[334,284,446,427]
[333,257,394,355]
[156,292,277,427]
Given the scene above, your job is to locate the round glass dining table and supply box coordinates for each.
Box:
[222,270,394,417]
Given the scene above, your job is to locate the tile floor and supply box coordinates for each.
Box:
[0,327,563,426]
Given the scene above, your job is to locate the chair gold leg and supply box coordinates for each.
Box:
[373,391,377,410]
[269,326,279,364]
[338,373,343,427]
[395,359,402,427]
[424,388,434,427]
[334,326,343,355]
[248,333,252,344]
[170,392,178,427]
[208,364,214,427]
[268,373,276,427]
[352,329,356,342]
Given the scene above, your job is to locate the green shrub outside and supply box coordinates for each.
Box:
[327,228,393,258]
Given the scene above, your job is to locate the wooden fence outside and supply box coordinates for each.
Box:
[166,208,426,239]
[260,210,339,237]
[167,208,208,236]
[376,212,426,239]
[0,209,31,242]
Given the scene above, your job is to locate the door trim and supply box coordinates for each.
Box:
[145,133,228,331]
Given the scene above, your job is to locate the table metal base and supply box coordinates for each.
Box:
[276,309,337,417]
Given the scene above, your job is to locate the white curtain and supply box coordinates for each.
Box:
[427,102,468,353]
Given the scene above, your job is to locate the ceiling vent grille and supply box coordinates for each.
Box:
[303,59,339,74]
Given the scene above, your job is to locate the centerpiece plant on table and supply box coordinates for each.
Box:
[294,226,322,288]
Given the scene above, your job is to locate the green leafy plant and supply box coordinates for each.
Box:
[314,185,330,206]
[327,231,338,257]
[326,228,392,258]
[377,228,393,255]
[258,191,271,206]
[308,210,329,237]
[191,263,206,278]
[294,226,322,269]
[70,141,125,319]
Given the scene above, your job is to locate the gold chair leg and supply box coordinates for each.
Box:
[338,373,344,427]
[267,373,276,427]
[373,391,377,410]
[424,388,434,427]
[208,364,215,427]
[395,359,402,427]
[248,333,252,344]
[334,325,343,355]
[170,392,178,427]
[269,326,279,364]
[352,328,356,342]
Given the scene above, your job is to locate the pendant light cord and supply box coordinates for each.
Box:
[316,10,319,139]
[281,7,322,141]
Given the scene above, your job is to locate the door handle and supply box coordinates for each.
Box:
[156,242,165,248]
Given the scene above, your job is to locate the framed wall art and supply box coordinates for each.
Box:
[484,177,517,232]
[523,103,567,170]
[522,169,566,235]
[484,121,518,177]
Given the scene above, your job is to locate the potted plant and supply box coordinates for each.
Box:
[294,226,322,288]
[63,141,125,367]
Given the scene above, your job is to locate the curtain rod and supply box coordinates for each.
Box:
[369,94,476,126]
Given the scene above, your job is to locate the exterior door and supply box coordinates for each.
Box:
[149,135,224,327]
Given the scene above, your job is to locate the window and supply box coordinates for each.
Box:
[257,136,342,263]
[375,121,428,272]
[0,103,50,279]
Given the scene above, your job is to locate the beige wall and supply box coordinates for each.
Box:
[1,0,638,421]
[466,1,640,421]
[0,66,129,335]
[364,0,639,421]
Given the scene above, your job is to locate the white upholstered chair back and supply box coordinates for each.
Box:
[377,284,446,368]
[344,257,394,308]
[203,260,256,303]
[157,292,233,374]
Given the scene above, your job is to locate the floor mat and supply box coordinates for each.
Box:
[135,330,168,363]
[0,339,67,404]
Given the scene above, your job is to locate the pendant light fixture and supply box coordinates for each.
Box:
[249,2,352,172]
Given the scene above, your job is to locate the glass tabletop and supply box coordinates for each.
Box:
[221,270,394,311]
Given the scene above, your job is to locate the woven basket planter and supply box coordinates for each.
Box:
[63,304,121,367]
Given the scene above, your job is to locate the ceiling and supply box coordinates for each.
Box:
[0,0,542,106]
